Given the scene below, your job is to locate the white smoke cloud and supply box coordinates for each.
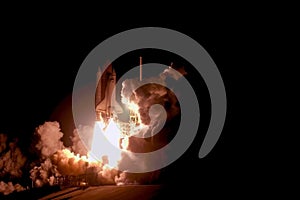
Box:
[35,121,64,159]
[30,158,60,187]
[52,149,88,176]
[30,121,65,187]
[97,164,118,185]
[117,66,184,184]
[70,125,93,156]
[161,67,186,80]
[0,181,25,196]
[29,121,120,187]
[0,134,27,196]
[0,146,27,178]
[1,65,186,195]
[0,137,27,180]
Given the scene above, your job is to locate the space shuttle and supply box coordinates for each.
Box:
[95,63,123,121]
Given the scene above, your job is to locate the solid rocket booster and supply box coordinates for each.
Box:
[95,64,123,121]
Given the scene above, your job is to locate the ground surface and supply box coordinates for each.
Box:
[38,185,164,200]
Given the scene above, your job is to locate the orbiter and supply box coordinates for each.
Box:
[95,63,123,121]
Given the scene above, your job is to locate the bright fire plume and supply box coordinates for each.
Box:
[89,120,124,168]
[60,100,139,171]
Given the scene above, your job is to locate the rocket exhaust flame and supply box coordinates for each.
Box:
[28,60,149,190]
[89,120,123,168]
[0,59,185,196]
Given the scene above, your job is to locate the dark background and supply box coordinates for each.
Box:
[0,15,274,197]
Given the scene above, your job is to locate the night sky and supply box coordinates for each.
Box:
[0,18,259,195]
[0,22,221,142]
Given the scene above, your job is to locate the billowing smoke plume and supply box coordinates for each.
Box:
[1,65,186,196]
[30,158,60,188]
[27,65,186,187]
[0,133,27,195]
[70,125,93,156]
[0,135,27,179]
[34,121,64,159]
[121,67,183,127]
[30,121,64,187]
[29,122,119,188]
[0,181,25,196]
[118,66,185,184]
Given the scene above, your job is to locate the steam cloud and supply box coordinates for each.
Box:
[117,66,185,183]
[0,181,25,196]
[35,121,64,159]
[0,65,186,196]
[29,122,118,188]
[0,133,27,195]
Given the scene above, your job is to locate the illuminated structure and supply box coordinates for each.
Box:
[95,63,123,122]
[95,59,143,136]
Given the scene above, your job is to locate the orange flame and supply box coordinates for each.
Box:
[89,119,123,168]
[60,99,142,170]
[128,101,142,125]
